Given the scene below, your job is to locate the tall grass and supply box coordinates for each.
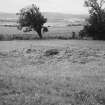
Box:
[0,26,83,41]
[0,34,81,41]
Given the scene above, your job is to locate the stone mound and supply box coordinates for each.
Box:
[44,49,59,57]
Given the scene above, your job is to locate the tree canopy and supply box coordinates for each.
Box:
[17,4,48,39]
[80,0,105,40]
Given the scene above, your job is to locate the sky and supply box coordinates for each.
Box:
[0,0,88,14]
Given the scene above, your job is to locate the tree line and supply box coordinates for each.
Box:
[17,0,105,40]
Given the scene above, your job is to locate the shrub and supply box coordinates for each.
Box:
[0,34,5,41]
[80,0,105,40]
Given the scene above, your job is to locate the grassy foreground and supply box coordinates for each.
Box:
[0,40,105,105]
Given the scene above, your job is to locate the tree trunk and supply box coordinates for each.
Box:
[37,28,43,39]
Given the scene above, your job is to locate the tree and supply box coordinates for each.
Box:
[17,4,48,39]
[80,0,105,40]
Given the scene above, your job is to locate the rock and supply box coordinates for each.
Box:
[44,49,59,57]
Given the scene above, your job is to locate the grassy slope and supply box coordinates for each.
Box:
[0,26,83,40]
[0,40,105,105]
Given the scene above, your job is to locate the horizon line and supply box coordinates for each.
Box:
[0,11,89,15]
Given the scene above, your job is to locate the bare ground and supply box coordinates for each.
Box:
[0,40,105,105]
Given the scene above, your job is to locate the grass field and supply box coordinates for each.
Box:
[0,13,104,105]
[0,40,105,105]
[0,26,83,40]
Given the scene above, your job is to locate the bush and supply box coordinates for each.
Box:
[71,32,76,39]
[80,0,105,40]
[0,34,5,41]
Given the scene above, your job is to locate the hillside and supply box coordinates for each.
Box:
[0,12,88,27]
[0,12,17,19]
[0,12,88,21]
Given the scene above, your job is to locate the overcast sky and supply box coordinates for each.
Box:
[0,0,88,14]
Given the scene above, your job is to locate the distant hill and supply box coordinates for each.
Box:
[0,12,88,20]
[0,12,88,26]
[44,12,88,19]
[0,12,17,19]
[43,12,88,23]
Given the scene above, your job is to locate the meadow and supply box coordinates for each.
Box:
[0,40,105,105]
[0,13,105,105]
[0,25,83,40]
